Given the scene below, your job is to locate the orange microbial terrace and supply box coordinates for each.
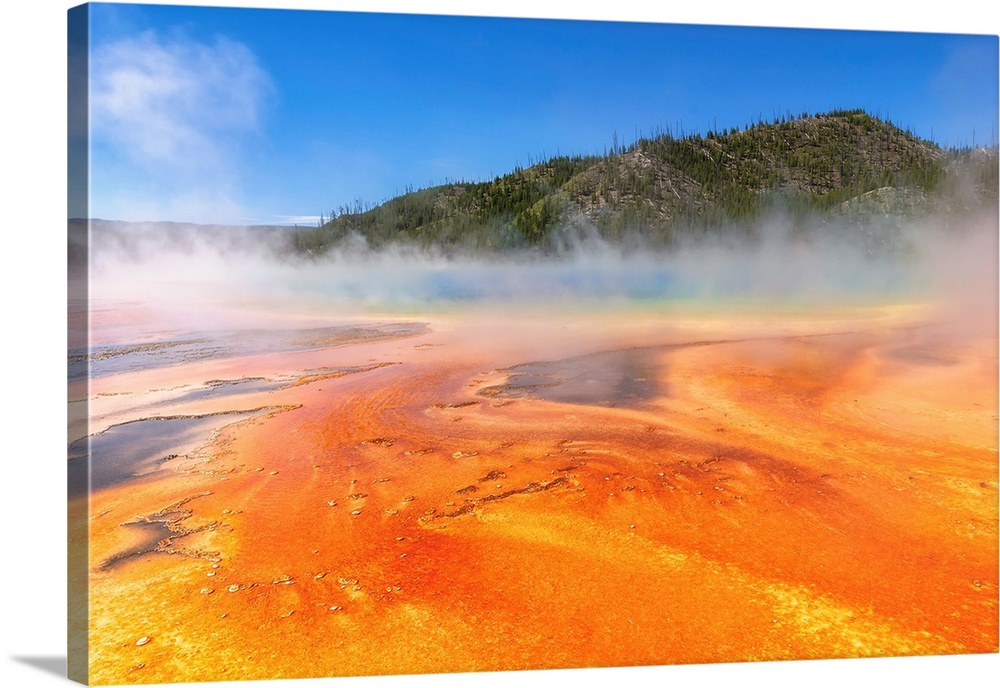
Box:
[71,295,999,684]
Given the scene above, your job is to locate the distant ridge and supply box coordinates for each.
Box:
[295,109,998,255]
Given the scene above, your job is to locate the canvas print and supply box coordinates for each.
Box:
[67,2,999,685]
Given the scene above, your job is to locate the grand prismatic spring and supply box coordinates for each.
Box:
[68,213,999,684]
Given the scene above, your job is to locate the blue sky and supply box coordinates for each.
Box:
[79,1,999,225]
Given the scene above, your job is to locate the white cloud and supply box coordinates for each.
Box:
[90,31,273,222]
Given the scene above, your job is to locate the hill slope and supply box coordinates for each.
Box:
[297,109,998,255]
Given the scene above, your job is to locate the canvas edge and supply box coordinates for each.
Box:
[67,3,90,685]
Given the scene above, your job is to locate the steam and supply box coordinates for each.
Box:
[85,209,998,327]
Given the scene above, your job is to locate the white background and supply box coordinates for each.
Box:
[1,1,997,687]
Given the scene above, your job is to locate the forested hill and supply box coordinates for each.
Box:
[296,109,998,254]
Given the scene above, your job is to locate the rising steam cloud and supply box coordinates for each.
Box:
[86,208,998,325]
[89,31,273,224]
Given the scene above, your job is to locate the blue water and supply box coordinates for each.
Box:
[68,411,268,497]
